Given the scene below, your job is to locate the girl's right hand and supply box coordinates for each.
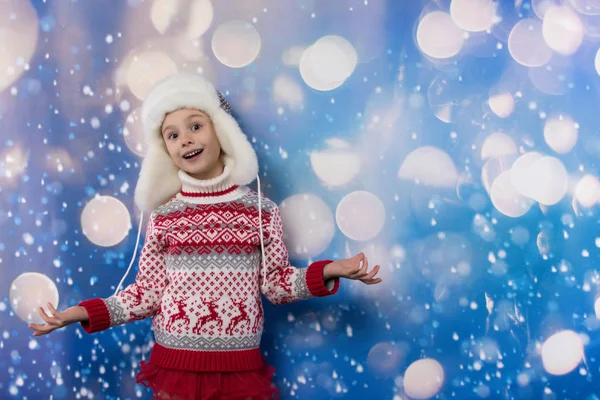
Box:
[28,303,89,336]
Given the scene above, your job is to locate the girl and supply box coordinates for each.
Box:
[28,73,382,400]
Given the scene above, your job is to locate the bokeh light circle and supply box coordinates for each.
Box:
[481,133,518,160]
[528,156,569,205]
[489,92,515,118]
[126,52,177,100]
[541,330,584,375]
[416,11,464,59]
[544,115,578,154]
[0,0,39,93]
[10,273,59,325]
[81,196,132,247]
[490,171,534,217]
[123,107,147,157]
[595,48,600,75]
[211,20,261,68]
[336,191,386,242]
[279,194,335,259]
[399,146,458,188]
[403,358,445,399]
[510,152,544,199]
[575,175,600,207]
[367,342,405,377]
[508,19,553,67]
[542,5,584,55]
[310,139,361,186]
[450,0,497,32]
[299,35,357,91]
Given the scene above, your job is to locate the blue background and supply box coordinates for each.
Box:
[1,0,600,399]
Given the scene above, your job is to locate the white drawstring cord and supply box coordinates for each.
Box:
[256,175,267,292]
[114,211,145,296]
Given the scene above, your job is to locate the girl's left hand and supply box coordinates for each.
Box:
[323,253,382,285]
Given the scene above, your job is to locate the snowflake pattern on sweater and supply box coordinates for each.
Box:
[79,171,339,372]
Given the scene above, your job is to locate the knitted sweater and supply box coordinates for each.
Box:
[78,166,339,372]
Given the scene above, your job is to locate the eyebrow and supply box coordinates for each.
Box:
[162,113,207,135]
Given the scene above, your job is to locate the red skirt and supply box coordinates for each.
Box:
[136,360,280,400]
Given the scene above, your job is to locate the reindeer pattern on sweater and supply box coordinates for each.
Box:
[80,186,338,371]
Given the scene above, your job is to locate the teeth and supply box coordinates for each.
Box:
[184,149,202,159]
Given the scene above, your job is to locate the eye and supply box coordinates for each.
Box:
[191,123,202,131]
[167,132,178,140]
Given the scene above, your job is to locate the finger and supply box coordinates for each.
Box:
[362,265,380,280]
[29,321,54,332]
[353,252,366,262]
[350,257,370,279]
[38,307,60,326]
[47,302,58,316]
[352,253,365,270]
[38,307,52,323]
[29,323,53,336]
[360,277,383,285]
[362,256,369,274]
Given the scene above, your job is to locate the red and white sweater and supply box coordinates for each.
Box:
[78,166,339,372]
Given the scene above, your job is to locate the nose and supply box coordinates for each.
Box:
[180,132,194,146]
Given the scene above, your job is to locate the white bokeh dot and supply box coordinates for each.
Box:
[10,273,59,325]
[279,194,335,259]
[403,358,445,399]
[299,35,357,91]
[510,152,544,199]
[126,52,177,100]
[544,115,578,154]
[211,20,261,68]
[310,139,361,186]
[367,342,406,377]
[575,175,600,207]
[490,171,534,217]
[489,92,515,118]
[450,0,497,32]
[416,11,464,59]
[81,196,132,247]
[186,0,214,39]
[336,191,386,242]
[481,133,518,160]
[508,19,553,67]
[399,146,458,188]
[0,1,39,93]
[528,156,569,205]
[541,330,584,375]
[123,108,147,157]
[542,5,584,55]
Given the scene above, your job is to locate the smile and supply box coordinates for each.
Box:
[183,149,204,160]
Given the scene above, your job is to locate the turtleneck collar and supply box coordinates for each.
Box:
[178,163,238,198]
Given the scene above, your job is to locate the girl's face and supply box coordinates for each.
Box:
[161,108,223,180]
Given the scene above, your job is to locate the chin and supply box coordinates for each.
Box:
[183,164,218,179]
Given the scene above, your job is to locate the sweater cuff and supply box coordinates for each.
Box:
[78,298,111,334]
[306,260,340,297]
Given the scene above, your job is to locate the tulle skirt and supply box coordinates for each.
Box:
[136,360,280,400]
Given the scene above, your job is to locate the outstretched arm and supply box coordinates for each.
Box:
[29,303,89,337]
[322,252,382,284]
[77,212,168,333]
[29,212,168,336]
[259,204,382,305]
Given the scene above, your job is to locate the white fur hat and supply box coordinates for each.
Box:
[133,73,259,211]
